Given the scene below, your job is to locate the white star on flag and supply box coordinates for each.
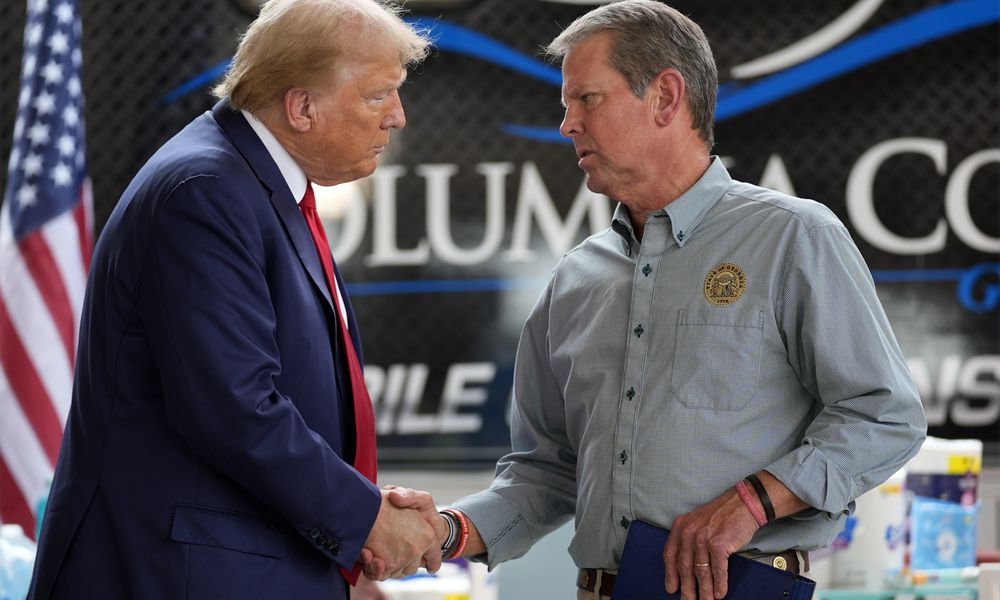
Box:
[22,153,43,177]
[63,105,79,126]
[27,22,43,46]
[16,184,39,207]
[57,135,75,156]
[27,123,50,146]
[48,31,69,55]
[55,3,73,24]
[51,163,72,187]
[34,91,56,115]
[42,61,64,85]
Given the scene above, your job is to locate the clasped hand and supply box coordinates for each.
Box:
[360,485,448,581]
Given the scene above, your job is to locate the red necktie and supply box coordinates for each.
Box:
[299,184,377,585]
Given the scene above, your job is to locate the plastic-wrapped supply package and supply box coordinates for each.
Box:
[0,525,36,600]
[909,497,979,570]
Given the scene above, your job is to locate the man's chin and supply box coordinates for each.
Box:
[583,173,605,195]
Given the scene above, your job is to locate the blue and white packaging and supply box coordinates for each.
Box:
[909,497,979,570]
[0,525,37,600]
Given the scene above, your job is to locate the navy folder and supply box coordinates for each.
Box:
[612,521,816,600]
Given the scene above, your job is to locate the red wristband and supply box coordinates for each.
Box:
[736,480,768,528]
[441,508,469,559]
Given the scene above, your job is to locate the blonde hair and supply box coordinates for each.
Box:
[214,0,430,112]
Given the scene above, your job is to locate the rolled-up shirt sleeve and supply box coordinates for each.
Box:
[767,223,927,515]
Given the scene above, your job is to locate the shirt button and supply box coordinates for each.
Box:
[626,387,635,400]
[620,516,631,529]
[642,264,652,277]
[678,231,685,241]
[619,450,628,464]
[633,324,644,338]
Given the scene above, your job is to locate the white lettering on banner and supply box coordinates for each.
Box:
[365,362,497,435]
[757,154,797,196]
[908,354,1000,428]
[506,161,610,261]
[439,362,496,432]
[846,138,999,254]
[365,356,999,437]
[327,180,367,259]
[946,149,1000,253]
[423,162,511,265]
[334,161,610,266]
[329,141,997,266]
[368,165,430,266]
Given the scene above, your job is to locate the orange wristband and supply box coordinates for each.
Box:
[441,509,469,559]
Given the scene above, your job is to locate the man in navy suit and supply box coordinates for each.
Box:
[28,1,439,598]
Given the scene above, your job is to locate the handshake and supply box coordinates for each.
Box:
[358,485,461,581]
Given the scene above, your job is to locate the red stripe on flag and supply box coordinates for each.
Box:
[0,454,36,539]
[75,185,92,272]
[0,295,63,464]
[18,231,76,367]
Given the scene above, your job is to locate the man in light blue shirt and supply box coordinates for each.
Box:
[367,2,927,599]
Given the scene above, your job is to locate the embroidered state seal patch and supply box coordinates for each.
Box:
[704,262,746,306]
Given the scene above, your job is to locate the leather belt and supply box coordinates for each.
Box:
[577,568,616,596]
[576,550,807,595]
[743,549,808,574]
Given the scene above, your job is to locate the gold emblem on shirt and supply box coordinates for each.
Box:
[704,262,746,305]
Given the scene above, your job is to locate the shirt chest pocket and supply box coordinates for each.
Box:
[669,307,765,411]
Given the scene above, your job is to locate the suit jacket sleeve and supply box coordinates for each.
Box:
[140,174,380,568]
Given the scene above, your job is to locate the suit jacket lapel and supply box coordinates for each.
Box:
[210,100,335,312]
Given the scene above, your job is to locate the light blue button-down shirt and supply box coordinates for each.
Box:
[452,158,927,570]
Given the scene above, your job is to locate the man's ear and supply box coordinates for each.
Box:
[282,87,313,133]
[650,68,685,128]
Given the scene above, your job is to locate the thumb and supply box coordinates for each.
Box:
[387,488,420,508]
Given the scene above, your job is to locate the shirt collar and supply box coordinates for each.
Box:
[242,110,308,203]
[612,156,732,251]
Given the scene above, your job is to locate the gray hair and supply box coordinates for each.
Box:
[547,0,718,149]
[214,0,430,113]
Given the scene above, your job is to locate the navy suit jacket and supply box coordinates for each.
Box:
[28,101,381,600]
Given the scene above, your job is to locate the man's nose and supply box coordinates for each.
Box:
[559,106,581,138]
[385,92,406,129]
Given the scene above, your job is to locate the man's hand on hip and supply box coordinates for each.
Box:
[663,487,759,600]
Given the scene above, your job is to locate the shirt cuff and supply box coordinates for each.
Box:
[450,490,531,570]
[765,444,860,516]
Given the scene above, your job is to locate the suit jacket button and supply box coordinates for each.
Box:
[309,527,321,539]
[318,533,330,546]
[331,542,341,556]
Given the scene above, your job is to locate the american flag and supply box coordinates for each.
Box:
[0,0,92,538]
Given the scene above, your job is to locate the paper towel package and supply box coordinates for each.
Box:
[831,470,906,589]
[904,437,982,506]
[904,437,983,572]
[909,497,979,569]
